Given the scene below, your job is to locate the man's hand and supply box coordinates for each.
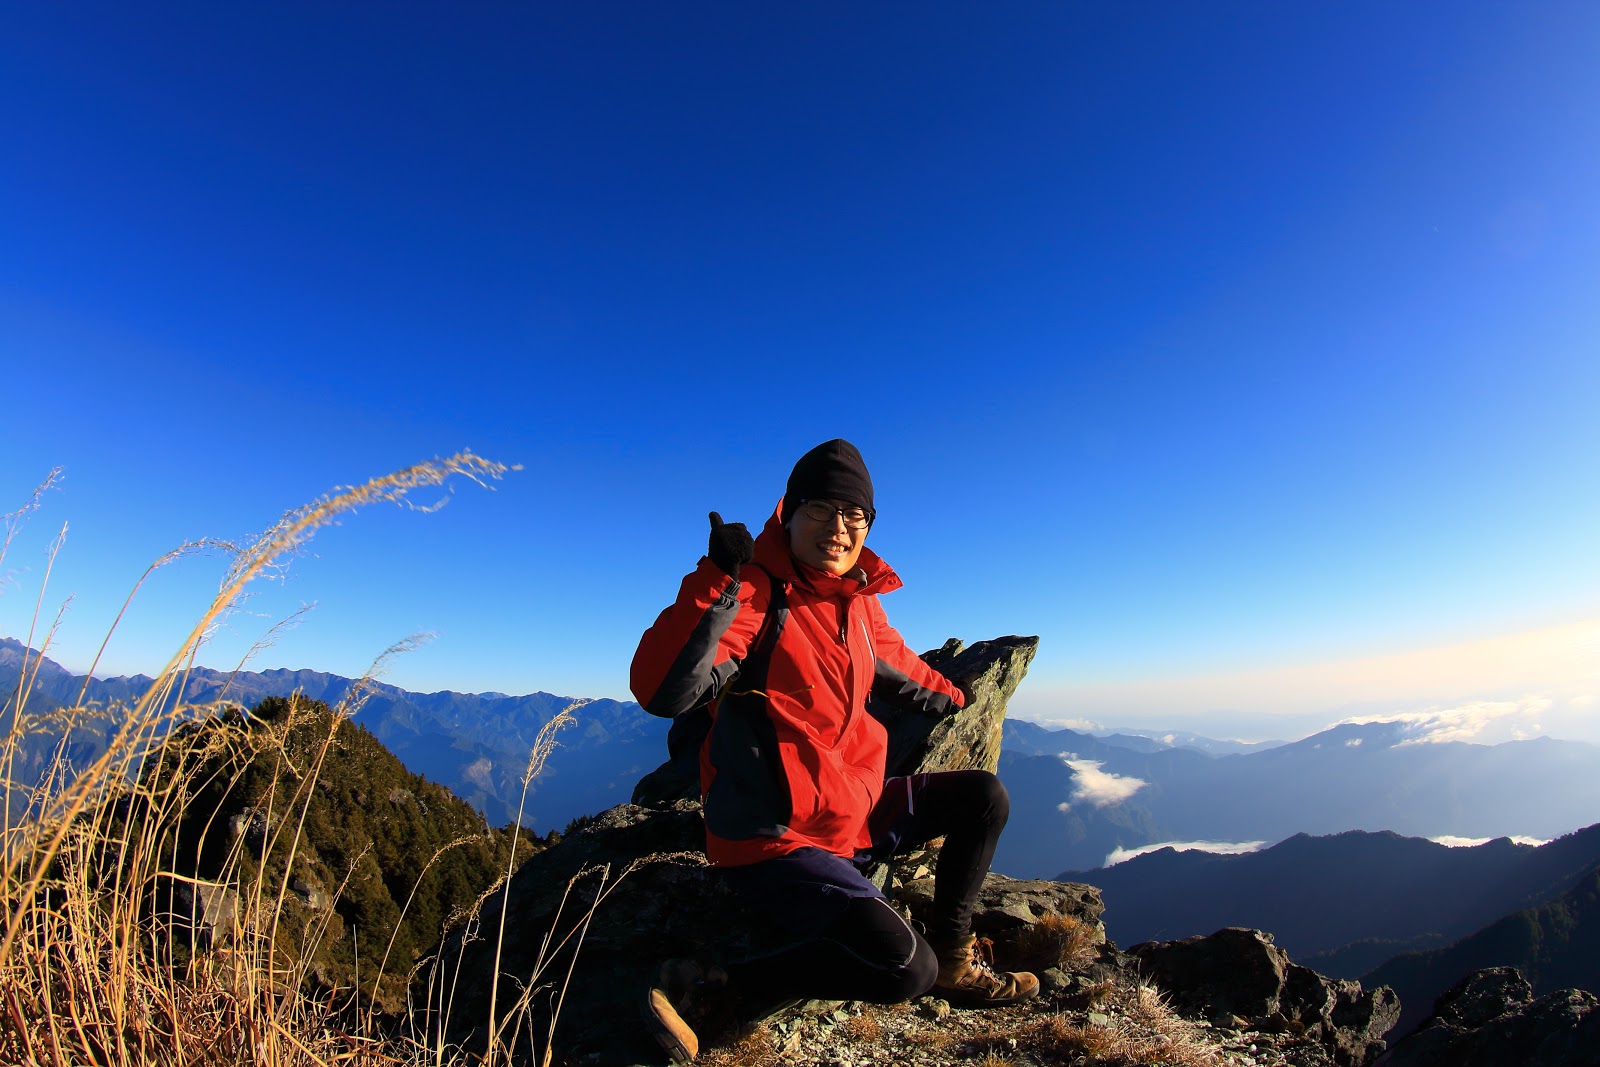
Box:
[707,511,754,579]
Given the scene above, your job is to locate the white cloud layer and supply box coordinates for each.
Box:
[1059,758,1147,809]
[1342,696,1552,745]
[1040,717,1105,733]
[1430,835,1549,848]
[1105,839,1268,866]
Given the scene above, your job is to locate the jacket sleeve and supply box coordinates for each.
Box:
[866,597,965,718]
[631,557,768,718]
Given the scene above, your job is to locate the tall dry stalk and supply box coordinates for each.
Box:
[484,699,581,1063]
[396,695,629,1067]
[0,453,569,1067]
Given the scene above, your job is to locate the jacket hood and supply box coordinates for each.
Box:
[752,499,902,597]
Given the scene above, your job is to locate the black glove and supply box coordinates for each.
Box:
[707,511,754,579]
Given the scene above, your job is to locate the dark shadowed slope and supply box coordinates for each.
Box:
[1364,861,1600,1038]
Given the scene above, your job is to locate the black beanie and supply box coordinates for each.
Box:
[782,439,875,524]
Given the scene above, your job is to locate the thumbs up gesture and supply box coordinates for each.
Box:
[707,511,754,579]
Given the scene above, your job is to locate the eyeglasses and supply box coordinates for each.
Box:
[797,500,873,530]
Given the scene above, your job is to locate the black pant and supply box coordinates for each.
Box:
[724,769,1010,1004]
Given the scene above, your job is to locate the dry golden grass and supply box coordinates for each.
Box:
[1011,911,1101,973]
[1018,981,1221,1067]
[694,973,1228,1067]
[1072,976,1119,1013]
[0,455,619,1067]
[840,1011,881,1043]
[957,1026,1014,1059]
[694,1023,779,1067]
[901,1023,956,1052]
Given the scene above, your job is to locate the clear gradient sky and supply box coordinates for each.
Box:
[3,3,1597,743]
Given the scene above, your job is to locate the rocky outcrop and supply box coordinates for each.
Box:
[421,801,759,1062]
[897,871,1104,947]
[148,873,238,953]
[428,636,1052,1064]
[1377,967,1600,1067]
[882,635,1038,777]
[1130,928,1400,1067]
[425,634,1398,1067]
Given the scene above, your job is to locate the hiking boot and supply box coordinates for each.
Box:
[931,933,1040,1007]
[642,958,728,1063]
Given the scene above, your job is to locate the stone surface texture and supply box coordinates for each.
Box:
[880,635,1038,777]
[1130,927,1401,1067]
[1378,966,1600,1067]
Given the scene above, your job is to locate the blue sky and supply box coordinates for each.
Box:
[4,3,1597,742]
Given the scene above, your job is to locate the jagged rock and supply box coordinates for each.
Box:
[629,757,691,807]
[228,807,268,845]
[881,636,1039,777]
[631,635,1039,805]
[1039,966,1070,994]
[291,876,331,911]
[148,872,238,952]
[1131,928,1400,1067]
[1431,966,1533,1029]
[1378,967,1600,1067]
[1132,928,1289,1019]
[896,873,1105,969]
[422,801,769,1064]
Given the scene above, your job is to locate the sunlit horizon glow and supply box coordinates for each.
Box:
[1014,618,1600,745]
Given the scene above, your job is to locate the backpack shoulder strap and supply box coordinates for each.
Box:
[662,562,788,763]
[739,562,787,679]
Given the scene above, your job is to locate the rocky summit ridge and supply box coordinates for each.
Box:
[423,636,1414,1067]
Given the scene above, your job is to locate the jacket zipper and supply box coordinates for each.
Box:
[837,600,855,743]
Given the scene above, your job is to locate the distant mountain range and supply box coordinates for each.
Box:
[12,638,1600,878]
[1054,819,1600,1039]
[0,637,667,831]
[994,719,1600,877]
[1003,719,1282,758]
[1057,824,1600,977]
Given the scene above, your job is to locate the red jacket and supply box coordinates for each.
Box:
[631,505,965,866]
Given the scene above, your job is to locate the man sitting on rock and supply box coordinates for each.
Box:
[631,438,1038,1062]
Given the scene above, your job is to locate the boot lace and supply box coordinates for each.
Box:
[964,937,1006,987]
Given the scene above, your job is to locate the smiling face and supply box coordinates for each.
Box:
[787,498,869,576]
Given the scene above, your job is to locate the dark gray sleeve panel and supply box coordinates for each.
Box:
[643,580,747,718]
[872,658,960,718]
